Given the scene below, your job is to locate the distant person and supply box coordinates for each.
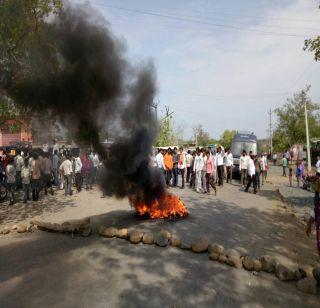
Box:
[74,152,83,193]
[32,153,41,201]
[52,150,59,186]
[21,158,31,204]
[254,155,261,190]
[259,153,268,185]
[193,150,204,193]
[306,172,320,256]
[155,148,166,181]
[92,152,100,183]
[60,154,73,196]
[205,151,216,195]
[172,147,179,187]
[216,146,224,186]
[240,150,248,188]
[201,148,207,192]
[288,167,293,187]
[14,149,24,189]
[281,154,288,177]
[272,153,277,166]
[41,152,53,195]
[164,148,173,187]
[316,156,320,174]
[296,160,302,188]
[178,148,186,189]
[225,149,233,184]
[189,151,196,189]
[185,150,193,183]
[245,154,257,194]
[6,157,16,205]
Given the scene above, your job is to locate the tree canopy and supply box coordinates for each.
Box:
[219,129,236,149]
[272,87,320,152]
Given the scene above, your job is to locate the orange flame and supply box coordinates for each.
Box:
[130,193,188,219]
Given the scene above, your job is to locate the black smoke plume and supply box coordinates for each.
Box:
[2,3,165,204]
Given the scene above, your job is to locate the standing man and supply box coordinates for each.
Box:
[155,148,166,181]
[14,149,24,190]
[225,149,233,184]
[41,152,53,195]
[32,153,41,201]
[92,152,100,184]
[172,147,179,187]
[164,148,173,187]
[240,151,248,188]
[6,157,16,205]
[193,150,204,193]
[59,154,73,196]
[245,154,257,194]
[259,153,268,186]
[216,147,224,186]
[185,150,193,183]
[281,154,288,177]
[178,147,186,189]
[74,152,83,193]
[52,150,59,186]
[273,153,278,166]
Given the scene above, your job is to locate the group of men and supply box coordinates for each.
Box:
[239,151,268,194]
[154,146,234,194]
[1,144,100,205]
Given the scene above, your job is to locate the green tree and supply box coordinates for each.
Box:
[273,86,320,152]
[304,4,320,61]
[0,0,62,130]
[219,129,236,149]
[155,118,173,147]
[193,124,210,147]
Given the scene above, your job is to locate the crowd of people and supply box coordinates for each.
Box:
[0,141,101,205]
[154,147,269,195]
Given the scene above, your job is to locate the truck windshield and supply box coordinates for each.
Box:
[231,141,257,156]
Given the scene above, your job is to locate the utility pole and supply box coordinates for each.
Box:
[268,108,273,156]
[150,100,159,120]
[304,97,312,171]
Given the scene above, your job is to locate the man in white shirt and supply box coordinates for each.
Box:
[245,154,257,194]
[155,149,166,180]
[193,150,204,193]
[59,154,73,196]
[225,149,233,184]
[74,153,83,192]
[185,150,193,183]
[14,149,24,189]
[316,156,320,173]
[216,146,225,186]
[178,147,186,189]
[259,153,268,186]
[240,151,248,188]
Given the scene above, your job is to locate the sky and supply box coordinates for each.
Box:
[72,0,320,140]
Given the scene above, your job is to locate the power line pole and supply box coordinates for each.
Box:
[268,108,273,156]
[304,97,312,171]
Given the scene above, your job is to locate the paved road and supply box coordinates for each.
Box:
[1,172,319,307]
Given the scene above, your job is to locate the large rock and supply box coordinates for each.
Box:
[155,234,169,247]
[208,244,224,255]
[159,229,171,240]
[191,237,209,253]
[242,256,254,271]
[260,255,276,273]
[130,231,143,244]
[170,235,181,247]
[312,267,320,284]
[253,260,262,272]
[218,254,227,263]
[98,225,106,236]
[296,277,317,295]
[1,227,10,235]
[105,227,118,238]
[209,252,220,261]
[180,240,191,250]
[226,256,242,269]
[142,233,154,245]
[294,268,307,281]
[275,264,296,281]
[17,224,27,233]
[117,228,128,239]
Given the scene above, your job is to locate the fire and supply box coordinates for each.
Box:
[130,193,188,220]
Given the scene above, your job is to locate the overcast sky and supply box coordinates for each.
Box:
[74,0,320,140]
